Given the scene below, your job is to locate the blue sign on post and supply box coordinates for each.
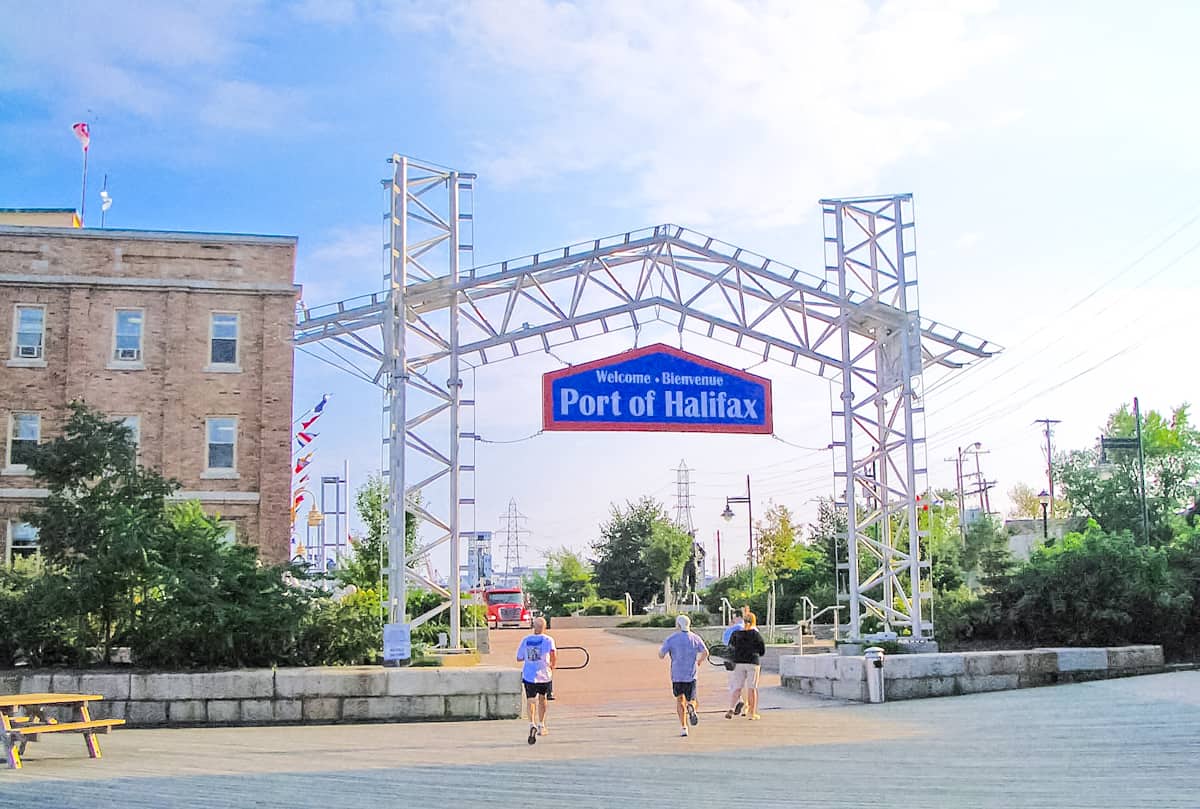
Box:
[542,344,773,434]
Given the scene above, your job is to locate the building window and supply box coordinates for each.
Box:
[11,305,45,361]
[119,415,141,448]
[218,522,238,545]
[7,521,39,563]
[209,312,239,368]
[7,412,40,470]
[113,309,144,363]
[206,417,237,472]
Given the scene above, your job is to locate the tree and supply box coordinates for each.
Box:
[1057,402,1199,544]
[1008,482,1070,520]
[591,496,670,612]
[643,520,693,607]
[754,503,800,583]
[337,474,420,591]
[23,402,174,662]
[523,548,595,617]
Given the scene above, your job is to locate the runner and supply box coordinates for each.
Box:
[658,614,709,737]
[516,616,557,745]
[726,611,766,721]
[720,608,748,716]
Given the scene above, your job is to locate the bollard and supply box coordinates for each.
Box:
[863,646,886,703]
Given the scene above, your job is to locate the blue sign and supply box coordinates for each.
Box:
[542,344,773,434]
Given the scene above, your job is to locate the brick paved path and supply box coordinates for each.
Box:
[1,629,1196,808]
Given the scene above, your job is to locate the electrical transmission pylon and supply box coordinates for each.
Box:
[497,499,530,587]
[673,460,696,536]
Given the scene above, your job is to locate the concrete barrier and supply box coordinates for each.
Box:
[0,666,522,726]
[550,615,630,629]
[780,645,1166,702]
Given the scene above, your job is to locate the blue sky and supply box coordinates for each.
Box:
[2,1,1197,579]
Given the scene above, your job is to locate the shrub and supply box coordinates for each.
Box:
[934,586,995,644]
[296,588,383,666]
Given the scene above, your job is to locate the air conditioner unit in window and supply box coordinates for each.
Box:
[17,345,41,359]
[117,348,141,362]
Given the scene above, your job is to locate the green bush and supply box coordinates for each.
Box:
[617,619,647,627]
[582,598,626,616]
[934,586,994,644]
[296,588,383,666]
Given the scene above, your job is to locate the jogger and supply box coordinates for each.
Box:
[658,614,709,737]
[516,617,557,744]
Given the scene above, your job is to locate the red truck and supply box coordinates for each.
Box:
[483,586,532,629]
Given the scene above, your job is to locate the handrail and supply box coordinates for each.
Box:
[807,605,844,641]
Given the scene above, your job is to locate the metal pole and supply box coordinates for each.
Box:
[832,204,861,639]
[385,156,410,627]
[715,529,722,579]
[746,475,754,592]
[1134,397,1150,543]
[448,171,463,648]
[1041,501,1048,540]
[79,147,89,226]
[956,448,966,546]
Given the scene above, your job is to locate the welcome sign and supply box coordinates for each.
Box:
[542,344,773,434]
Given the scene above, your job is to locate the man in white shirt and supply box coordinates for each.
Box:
[516,616,557,745]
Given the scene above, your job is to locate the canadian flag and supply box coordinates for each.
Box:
[72,122,90,151]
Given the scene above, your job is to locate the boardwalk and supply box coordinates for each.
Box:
[1,629,1197,808]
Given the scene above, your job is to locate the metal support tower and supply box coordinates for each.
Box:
[672,460,696,536]
[294,156,1000,650]
[824,195,931,639]
[496,499,531,587]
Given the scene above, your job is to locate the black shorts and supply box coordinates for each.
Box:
[671,680,696,701]
[523,680,552,698]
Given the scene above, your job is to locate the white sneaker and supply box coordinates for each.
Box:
[538,723,547,736]
[680,726,689,737]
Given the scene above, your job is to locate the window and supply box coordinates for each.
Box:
[8,521,38,563]
[11,305,45,361]
[209,312,239,368]
[206,417,237,472]
[7,412,39,470]
[113,309,144,363]
[119,415,141,448]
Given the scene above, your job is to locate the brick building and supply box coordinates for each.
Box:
[0,222,299,563]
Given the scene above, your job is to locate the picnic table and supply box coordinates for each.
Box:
[1,693,124,769]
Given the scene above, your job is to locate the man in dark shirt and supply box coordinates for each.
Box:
[725,611,766,720]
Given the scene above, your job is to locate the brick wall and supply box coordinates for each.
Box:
[0,227,298,561]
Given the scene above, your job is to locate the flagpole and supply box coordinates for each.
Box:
[79,147,89,226]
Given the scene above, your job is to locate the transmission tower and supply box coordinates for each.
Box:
[497,499,531,587]
[673,460,696,536]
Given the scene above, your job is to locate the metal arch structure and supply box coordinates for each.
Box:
[293,154,1000,647]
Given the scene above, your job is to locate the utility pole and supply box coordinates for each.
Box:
[496,499,530,587]
[1134,397,1150,543]
[946,443,980,545]
[963,445,995,516]
[672,460,696,536]
[1034,418,1062,516]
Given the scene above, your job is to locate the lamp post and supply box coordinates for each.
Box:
[1038,489,1050,541]
[721,475,754,591]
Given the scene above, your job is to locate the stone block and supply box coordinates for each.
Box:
[276,667,387,699]
[831,678,868,701]
[302,698,342,722]
[342,696,442,721]
[0,672,22,695]
[273,699,302,722]
[78,672,132,701]
[485,692,522,719]
[1039,648,1109,672]
[1106,646,1164,672]
[130,670,273,701]
[126,701,168,725]
[957,674,1021,694]
[240,700,275,723]
[1018,673,1055,689]
[51,672,82,693]
[833,656,866,680]
[19,673,52,693]
[962,651,1032,676]
[444,695,485,719]
[206,700,240,723]
[168,700,207,723]
[89,700,128,720]
[884,653,965,680]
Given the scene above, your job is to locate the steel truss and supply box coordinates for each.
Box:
[294,155,999,646]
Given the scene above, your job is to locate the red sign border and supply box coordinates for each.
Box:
[541,343,774,434]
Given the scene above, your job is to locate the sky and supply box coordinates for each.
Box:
[2,0,1198,581]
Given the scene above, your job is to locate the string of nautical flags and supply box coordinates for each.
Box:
[291,394,331,528]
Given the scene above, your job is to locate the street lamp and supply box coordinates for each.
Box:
[721,475,754,591]
[1038,490,1050,541]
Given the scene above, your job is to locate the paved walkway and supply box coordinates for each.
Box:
[1,630,1197,807]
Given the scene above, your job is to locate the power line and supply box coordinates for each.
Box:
[496,499,530,587]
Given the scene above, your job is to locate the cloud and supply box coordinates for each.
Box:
[297,224,383,306]
[0,2,304,136]
[385,0,1021,230]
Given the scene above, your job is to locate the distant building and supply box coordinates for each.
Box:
[461,531,494,589]
[0,209,80,228]
[0,221,299,564]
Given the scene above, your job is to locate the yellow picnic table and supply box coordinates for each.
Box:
[0,693,125,769]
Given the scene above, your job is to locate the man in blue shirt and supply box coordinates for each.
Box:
[658,614,709,737]
[516,617,557,745]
